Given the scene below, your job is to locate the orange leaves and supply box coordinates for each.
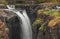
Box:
[0,20,3,26]
[48,17,60,28]
[0,20,9,39]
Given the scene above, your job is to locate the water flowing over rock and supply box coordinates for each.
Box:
[7,5,32,39]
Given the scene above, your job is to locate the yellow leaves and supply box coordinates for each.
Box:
[52,11,60,17]
[37,9,44,15]
[39,25,46,31]
[48,17,60,28]
[32,18,43,26]
[0,0,7,5]
[34,8,60,30]
[51,0,57,3]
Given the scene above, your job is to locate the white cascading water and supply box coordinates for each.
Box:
[6,5,32,39]
[22,10,32,39]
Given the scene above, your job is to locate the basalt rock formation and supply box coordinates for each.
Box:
[0,10,20,39]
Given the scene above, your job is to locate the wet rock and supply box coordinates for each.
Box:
[0,10,20,39]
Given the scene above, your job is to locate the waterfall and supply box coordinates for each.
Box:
[56,6,60,10]
[6,5,32,39]
[22,10,32,39]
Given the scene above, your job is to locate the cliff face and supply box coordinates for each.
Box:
[0,10,20,39]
